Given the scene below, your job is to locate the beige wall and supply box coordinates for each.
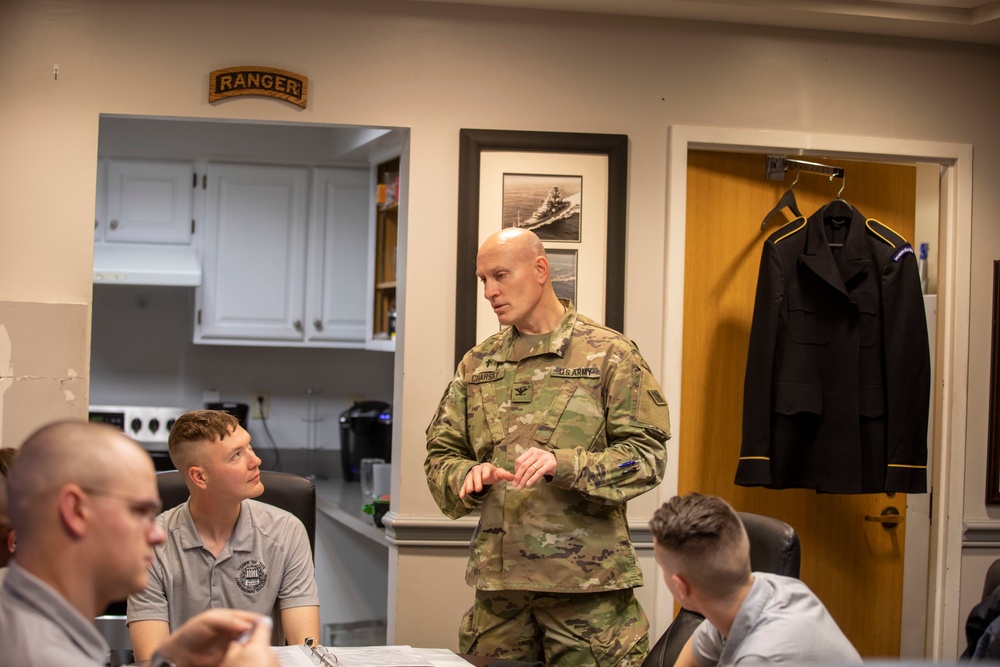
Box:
[3,0,1000,654]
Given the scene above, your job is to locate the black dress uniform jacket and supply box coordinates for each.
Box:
[736,202,930,493]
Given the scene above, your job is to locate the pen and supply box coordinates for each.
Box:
[619,460,638,469]
[236,616,272,644]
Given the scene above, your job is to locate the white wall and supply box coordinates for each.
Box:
[3,0,1000,655]
[90,284,395,455]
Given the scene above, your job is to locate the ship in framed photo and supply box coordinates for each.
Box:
[502,173,582,242]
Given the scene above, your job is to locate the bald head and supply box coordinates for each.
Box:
[480,228,548,274]
[8,421,153,542]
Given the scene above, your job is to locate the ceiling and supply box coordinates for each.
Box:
[401,0,1000,46]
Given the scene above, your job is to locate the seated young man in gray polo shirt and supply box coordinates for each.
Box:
[650,493,862,666]
[128,410,320,662]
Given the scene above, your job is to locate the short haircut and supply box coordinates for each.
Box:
[0,448,16,535]
[168,410,239,470]
[8,421,142,541]
[0,448,16,477]
[649,493,751,598]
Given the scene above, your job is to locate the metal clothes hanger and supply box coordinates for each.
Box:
[823,173,853,248]
[760,172,803,230]
[823,172,854,223]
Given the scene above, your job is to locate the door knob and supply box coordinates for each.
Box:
[864,506,903,529]
[314,319,323,332]
[294,320,303,332]
[110,219,119,230]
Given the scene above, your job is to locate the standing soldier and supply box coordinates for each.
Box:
[425,228,671,665]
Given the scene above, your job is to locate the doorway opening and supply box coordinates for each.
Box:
[90,113,408,651]
[660,125,972,660]
[91,114,408,458]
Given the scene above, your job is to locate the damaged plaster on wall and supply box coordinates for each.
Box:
[0,301,90,448]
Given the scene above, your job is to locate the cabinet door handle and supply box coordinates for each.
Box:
[109,219,119,230]
[294,320,303,332]
[313,319,323,332]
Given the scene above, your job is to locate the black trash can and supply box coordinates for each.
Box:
[339,401,392,481]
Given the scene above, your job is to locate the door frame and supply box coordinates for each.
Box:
[660,125,972,659]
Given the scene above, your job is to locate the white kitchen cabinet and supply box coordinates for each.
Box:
[307,168,370,343]
[103,159,194,244]
[196,163,370,347]
[197,163,310,342]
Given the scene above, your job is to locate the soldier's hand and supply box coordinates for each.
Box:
[513,447,557,489]
[460,462,515,498]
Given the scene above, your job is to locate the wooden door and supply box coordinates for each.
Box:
[681,150,918,657]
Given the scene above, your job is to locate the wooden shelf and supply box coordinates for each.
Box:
[372,157,400,340]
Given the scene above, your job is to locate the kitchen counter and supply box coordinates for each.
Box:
[314,477,389,547]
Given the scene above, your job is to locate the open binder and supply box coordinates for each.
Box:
[274,640,438,667]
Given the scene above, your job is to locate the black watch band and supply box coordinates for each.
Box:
[148,651,178,667]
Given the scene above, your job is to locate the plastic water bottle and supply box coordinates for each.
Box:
[918,243,929,294]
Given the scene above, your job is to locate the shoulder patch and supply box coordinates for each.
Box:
[647,389,667,406]
[893,245,915,262]
[866,218,908,249]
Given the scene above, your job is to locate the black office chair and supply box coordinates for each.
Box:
[104,470,316,666]
[983,558,1000,600]
[642,511,801,667]
[963,557,1000,659]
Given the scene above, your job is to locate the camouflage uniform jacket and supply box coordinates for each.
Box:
[425,301,671,593]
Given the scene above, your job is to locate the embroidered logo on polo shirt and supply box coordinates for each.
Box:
[236,560,268,594]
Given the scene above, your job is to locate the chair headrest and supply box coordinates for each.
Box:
[738,511,801,578]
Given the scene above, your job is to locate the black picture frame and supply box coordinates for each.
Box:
[455,128,628,366]
[988,260,1000,504]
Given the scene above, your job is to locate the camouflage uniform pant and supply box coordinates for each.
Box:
[459,588,649,666]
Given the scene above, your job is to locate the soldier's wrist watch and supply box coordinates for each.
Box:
[148,651,178,667]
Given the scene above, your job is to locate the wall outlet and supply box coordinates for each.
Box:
[252,392,269,420]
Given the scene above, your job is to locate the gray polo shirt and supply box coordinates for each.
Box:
[127,498,318,629]
[691,572,862,666]
[0,562,109,666]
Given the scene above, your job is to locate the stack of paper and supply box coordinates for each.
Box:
[274,644,446,667]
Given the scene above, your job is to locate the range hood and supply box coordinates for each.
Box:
[93,244,202,286]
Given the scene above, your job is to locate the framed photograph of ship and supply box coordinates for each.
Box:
[502,174,582,242]
[546,249,578,303]
[456,129,628,365]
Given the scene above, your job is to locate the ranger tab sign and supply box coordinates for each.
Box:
[209,66,308,108]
